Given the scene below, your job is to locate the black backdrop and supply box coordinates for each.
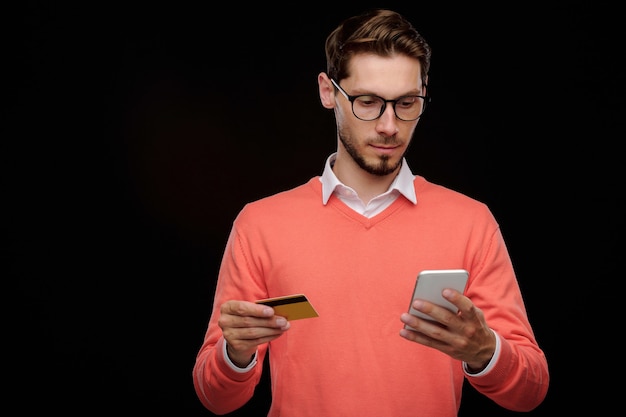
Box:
[8,2,623,415]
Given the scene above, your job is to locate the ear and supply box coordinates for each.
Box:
[318,72,336,109]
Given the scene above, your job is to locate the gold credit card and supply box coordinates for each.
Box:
[255,294,319,321]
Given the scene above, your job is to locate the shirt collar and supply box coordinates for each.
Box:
[320,153,417,205]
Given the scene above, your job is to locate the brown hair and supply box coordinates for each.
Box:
[325,9,431,86]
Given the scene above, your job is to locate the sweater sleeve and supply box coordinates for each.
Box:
[464,224,549,411]
[192,219,269,415]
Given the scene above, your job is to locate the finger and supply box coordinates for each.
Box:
[442,289,474,320]
[221,300,275,318]
[219,301,290,333]
[407,298,459,328]
[400,315,450,345]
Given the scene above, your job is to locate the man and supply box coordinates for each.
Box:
[193,9,549,416]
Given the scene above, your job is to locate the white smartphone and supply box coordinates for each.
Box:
[405,269,469,329]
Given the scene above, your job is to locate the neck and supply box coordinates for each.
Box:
[332,156,399,205]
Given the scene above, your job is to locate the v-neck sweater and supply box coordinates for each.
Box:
[193,176,549,416]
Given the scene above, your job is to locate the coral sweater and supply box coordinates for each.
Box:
[193,176,549,416]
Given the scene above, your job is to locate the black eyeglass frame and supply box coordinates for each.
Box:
[330,78,430,121]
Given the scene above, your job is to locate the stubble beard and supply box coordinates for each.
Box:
[338,130,405,176]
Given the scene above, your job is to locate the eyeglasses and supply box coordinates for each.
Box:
[331,78,429,121]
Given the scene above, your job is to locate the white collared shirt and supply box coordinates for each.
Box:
[319,153,417,218]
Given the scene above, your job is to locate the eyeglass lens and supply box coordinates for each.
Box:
[352,95,425,121]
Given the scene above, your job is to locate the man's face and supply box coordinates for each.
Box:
[334,54,425,176]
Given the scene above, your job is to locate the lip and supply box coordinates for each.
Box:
[370,144,400,155]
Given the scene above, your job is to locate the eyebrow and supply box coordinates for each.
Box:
[346,85,423,98]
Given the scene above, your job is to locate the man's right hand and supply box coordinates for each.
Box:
[218,300,291,367]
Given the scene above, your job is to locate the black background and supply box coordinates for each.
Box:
[8,2,623,415]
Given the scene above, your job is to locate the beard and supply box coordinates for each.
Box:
[338,130,405,176]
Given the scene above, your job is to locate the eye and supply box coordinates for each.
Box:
[355,95,382,107]
[396,96,420,108]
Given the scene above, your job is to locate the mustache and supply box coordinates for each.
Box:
[369,135,401,146]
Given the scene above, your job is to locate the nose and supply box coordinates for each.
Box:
[375,102,400,136]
